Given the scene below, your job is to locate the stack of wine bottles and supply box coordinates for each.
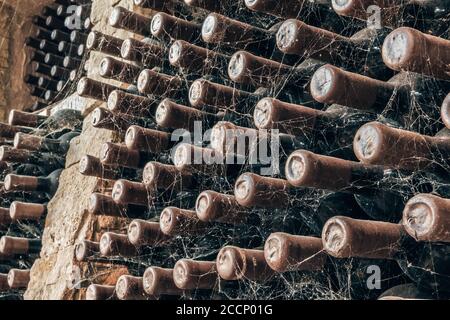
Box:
[0,108,82,299]
[24,0,93,112]
[67,0,450,300]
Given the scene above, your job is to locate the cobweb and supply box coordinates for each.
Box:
[2,0,450,300]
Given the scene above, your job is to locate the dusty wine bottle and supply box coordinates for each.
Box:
[8,110,47,128]
[173,259,218,290]
[156,99,220,130]
[322,216,450,292]
[382,27,450,80]
[88,193,148,219]
[150,12,202,43]
[9,201,46,221]
[120,38,165,68]
[13,131,79,155]
[86,31,123,56]
[143,266,184,297]
[402,193,450,243]
[127,219,170,246]
[353,121,450,170]
[264,232,327,273]
[85,284,116,300]
[99,232,138,257]
[99,57,142,84]
[0,236,41,255]
[4,169,62,196]
[216,246,274,282]
[107,90,158,118]
[109,6,152,37]
[74,239,100,262]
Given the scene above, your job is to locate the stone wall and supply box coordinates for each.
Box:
[22,0,147,300]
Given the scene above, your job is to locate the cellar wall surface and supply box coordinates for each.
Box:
[22,0,138,300]
[0,0,54,120]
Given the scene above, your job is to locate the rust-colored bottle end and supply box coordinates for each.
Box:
[244,0,275,11]
[7,269,30,289]
[160,207,198,236]
[86,284,116,300]
[91,107,110,127]
[321,216,351,258]
[76,77,90,96]
[172,143,192,170]
[285,150,317,188]
[173,259,217,290]
[137,69,151,94]
[195,191,218,222]
[169,40,185,67]
[331,0,365,17]
[107,90,121,112]
[353,122,386,165]
[120,38,135,60]
[142,267,159,295]
[264,233,325,273]
[201,13,221,43]
[100,142,114,164]
[86,31,98,50]
[112,179,142,205]
[216,246,245,281]
[382,27,418,72]
[155,99,173,127]
[253,98,277,129]
[99,232,123,256]
[142,162,159,186]
[228,51,250,84]
[99,57,114,77]
[4,174,38,192]
[109,6,124,27]
[441,93,450,129]
[234,173,257,207]
[159,207,179,235]
[127,219,159,245]
[74,240,100,262]
[210,121,236,153]
[402,194,444,242]
[88,193,104,214]
[124,125,142,150]
[0,146,29,163]
[115,275,142,300]
[13,132,42,151]
[150,12,168,38]
[143,267,174,296]
[79,155,100,175]
[276,19,302,54]
[264,233,292,272]
[188,79,207,107]
[9,201,45,221]
[310,64,343,104]
[173,259,197,290]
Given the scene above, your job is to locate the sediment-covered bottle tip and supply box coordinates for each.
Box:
[169,41,183,64]
[234,174,253,203]
[402,194,447,241]
[310,65,335,101]
[285,151,308,185]
[353,123,384,163]
[276,20,298,51]
[382,28,412,68]
[254,98,274,128]
[202,14,218,40]
[228,52,246,80]
[216,246,243,280]
[189,80,205,105]
[322,218,348,257]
